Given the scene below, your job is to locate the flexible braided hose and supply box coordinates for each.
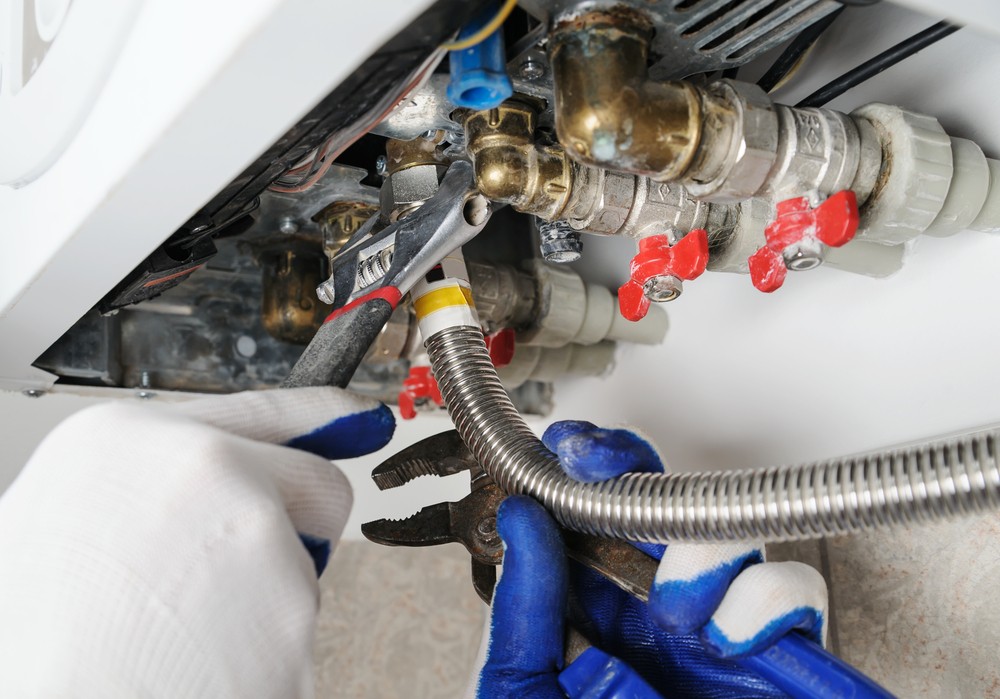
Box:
[427,325,1000,542]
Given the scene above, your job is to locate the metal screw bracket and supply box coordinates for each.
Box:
[315,279,337,305]
[518,59,546,81]
[278,217,300,235]
[538,219,583,263]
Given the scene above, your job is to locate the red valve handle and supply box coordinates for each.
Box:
[617,229,709,322]
[484,328,515,368]
[748,191,859,293]
[398,366,444,420]
[399,330,514,419]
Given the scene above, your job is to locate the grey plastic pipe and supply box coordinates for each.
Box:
[426,325,1000,542]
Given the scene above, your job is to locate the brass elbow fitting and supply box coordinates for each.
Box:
[463,104,574,221]
[549,10,717,181]
[463,101,730,239]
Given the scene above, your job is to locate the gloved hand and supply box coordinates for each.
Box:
[0,388,394,699]
[475,421,828,699]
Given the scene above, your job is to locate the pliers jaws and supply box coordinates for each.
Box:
[361,431,506,600]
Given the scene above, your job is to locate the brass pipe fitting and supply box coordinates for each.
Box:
[384,133,449,175]
[261,248,331,345]
[463,103,575,221]
[463,101,730,239]
[315,200,379,257]
[549,9,722,182]
[546,11,886,210]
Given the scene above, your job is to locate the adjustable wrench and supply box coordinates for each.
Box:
[283,160,491,388]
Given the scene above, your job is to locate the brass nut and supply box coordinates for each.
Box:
[464,103,573,220]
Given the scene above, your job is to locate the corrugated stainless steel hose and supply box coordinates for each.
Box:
[427,324,1000,542]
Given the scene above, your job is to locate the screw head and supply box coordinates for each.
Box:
[316,280,336,305]
[783,239,825,271]
[235,335,257,358]
[375,155,388,176]
[477,517,497,536]
[476,516,500,545]
[22,389,44,398]
[542,245,582,264]
[643,275,683,302]
[279,217,299,235]
[518,59,545,81]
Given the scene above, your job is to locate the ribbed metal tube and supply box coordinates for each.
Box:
[427,325,1000,542]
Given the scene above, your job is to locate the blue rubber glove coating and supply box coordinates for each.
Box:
[560,648,664,699]
[543,421,788,698]
[568,565,786,698]
[477,496,784,699]
[285,401,395,575]
[285,403,395,460]
[297,533,333,577]
[703,608,823,658]
[542,421,664,482]
[476,496,568,699]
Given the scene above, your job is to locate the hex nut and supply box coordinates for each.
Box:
[379,165,445,221]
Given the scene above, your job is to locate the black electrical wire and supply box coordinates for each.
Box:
[757,7,844,93]
[796,20,960,108]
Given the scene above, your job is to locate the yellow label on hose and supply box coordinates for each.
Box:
[413,285,474,319]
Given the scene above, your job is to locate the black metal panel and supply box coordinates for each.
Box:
[100,0,489,311]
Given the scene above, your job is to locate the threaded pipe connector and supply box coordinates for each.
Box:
[538,219,583,263]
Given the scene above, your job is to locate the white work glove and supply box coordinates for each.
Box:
[0,388,395,699]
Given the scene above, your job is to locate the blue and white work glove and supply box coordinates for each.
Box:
[475,421,828,699]
[0,388,394,699]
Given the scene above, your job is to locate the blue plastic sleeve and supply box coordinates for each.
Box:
[447,2,513,109]
[559,647,665,699]
[738,634,897,699]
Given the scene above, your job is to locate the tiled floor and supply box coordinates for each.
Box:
[826,514,1000,698]
[316,542,485,698]
[767,512,1000,698]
